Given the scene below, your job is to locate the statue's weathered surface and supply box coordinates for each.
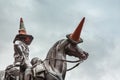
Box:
[3,17,89,80]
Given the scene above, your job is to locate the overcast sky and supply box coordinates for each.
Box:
[0,0,120,80]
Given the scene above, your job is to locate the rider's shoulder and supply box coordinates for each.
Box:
[14,40,23,45]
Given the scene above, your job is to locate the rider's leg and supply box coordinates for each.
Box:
[24,67,32,80]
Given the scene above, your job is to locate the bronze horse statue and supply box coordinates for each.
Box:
[32,17,88,80]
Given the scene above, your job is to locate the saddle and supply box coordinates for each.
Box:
[32,60,46,79]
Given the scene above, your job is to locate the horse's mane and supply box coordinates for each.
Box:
[45,39,65,59]
[52,39,64,48]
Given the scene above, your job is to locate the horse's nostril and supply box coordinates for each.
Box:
[82,54,85,57]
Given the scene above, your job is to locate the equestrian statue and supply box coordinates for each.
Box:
[3,17,89,80]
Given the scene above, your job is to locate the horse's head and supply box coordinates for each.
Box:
[64,17,88,60]
[65,41,88,60]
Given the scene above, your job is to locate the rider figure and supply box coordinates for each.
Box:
[13,18,33,79]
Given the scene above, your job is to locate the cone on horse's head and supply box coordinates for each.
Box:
[70,17,85,41]
[19,18,27,34]
[66,17,85,44]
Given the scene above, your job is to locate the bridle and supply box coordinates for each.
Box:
[45,58,84,71]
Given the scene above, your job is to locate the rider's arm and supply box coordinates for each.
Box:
[14,40,23,56]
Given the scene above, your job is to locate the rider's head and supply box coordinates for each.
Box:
[13,18,33,45]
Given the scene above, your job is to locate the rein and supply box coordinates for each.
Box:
[45,58,83,71]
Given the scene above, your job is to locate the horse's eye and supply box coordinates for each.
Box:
[65,44,76,52]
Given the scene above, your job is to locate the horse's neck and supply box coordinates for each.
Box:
[46,39,66,59]
[45,39,68,73]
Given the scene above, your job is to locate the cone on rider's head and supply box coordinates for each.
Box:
[66,17,85,44]
[13,17,33,45]
[19,18,27,34]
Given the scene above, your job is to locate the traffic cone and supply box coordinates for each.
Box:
[18,18,27,34]
[66,17,85,44]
